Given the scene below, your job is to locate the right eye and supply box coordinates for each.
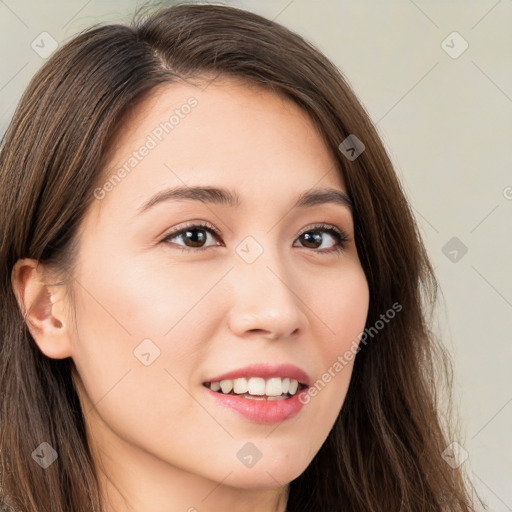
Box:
[161,222,223,252]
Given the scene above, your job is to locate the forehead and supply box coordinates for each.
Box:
[93,76,347,218]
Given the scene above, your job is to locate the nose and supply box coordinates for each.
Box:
[226,250,308,341]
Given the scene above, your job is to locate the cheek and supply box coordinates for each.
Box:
[69,252,223,421]
[69,276,204,458]
[85,251,230,341]
[301,265,369,422]
[317,264,370,358]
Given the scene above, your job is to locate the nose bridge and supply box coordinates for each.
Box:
[227,237,307,339]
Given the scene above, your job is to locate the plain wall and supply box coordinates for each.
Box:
[1,1,510,509]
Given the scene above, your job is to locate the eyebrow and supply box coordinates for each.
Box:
[137,185,353,214]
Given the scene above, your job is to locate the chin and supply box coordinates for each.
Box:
[224,469,302,490]
[216,452,311,490]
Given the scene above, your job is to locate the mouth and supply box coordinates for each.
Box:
[203,376,308,401]
[202,363,311,423]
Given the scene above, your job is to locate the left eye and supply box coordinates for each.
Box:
[162,222,349,254]
[294,226,348,252]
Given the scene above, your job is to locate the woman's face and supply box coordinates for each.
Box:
[67,77,369,503]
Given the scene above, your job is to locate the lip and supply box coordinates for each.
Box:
[204,385,308,424]
[203,363,310,424]
[204,363,311,386]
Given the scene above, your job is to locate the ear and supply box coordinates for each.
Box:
[11,258,73,359]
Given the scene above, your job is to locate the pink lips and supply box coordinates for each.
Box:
[203,363,310,424]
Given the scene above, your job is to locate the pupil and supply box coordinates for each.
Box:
[185,229,206,247]
[302,231,321,248]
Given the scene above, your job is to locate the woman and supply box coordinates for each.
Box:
[0,3,483,511]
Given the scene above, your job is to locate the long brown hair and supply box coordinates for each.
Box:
[0,3,483,511]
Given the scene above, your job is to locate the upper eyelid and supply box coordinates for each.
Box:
[164,221,220,238]
[297,223,347,236]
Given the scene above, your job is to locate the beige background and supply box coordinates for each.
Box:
[1,1,511,509]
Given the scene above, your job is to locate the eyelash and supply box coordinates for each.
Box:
[161,221,350,255]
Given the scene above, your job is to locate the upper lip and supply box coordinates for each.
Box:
[204,363,310,387]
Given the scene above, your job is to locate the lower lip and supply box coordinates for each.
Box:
[203,386,308,424]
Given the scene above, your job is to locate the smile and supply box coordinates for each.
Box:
[204,376,305,400]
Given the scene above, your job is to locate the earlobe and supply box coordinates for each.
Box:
[11,258,73,359]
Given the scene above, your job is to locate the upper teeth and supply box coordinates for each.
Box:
[208,377,300,396]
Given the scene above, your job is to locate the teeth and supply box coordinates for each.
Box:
[209,377,301,397]
[288,379,299,395]
[233,377,248,394]
[247,377,266,395]
[265,377,282,396]
[220,379,233,394]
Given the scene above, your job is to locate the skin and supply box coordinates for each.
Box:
[12,77,370,512]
